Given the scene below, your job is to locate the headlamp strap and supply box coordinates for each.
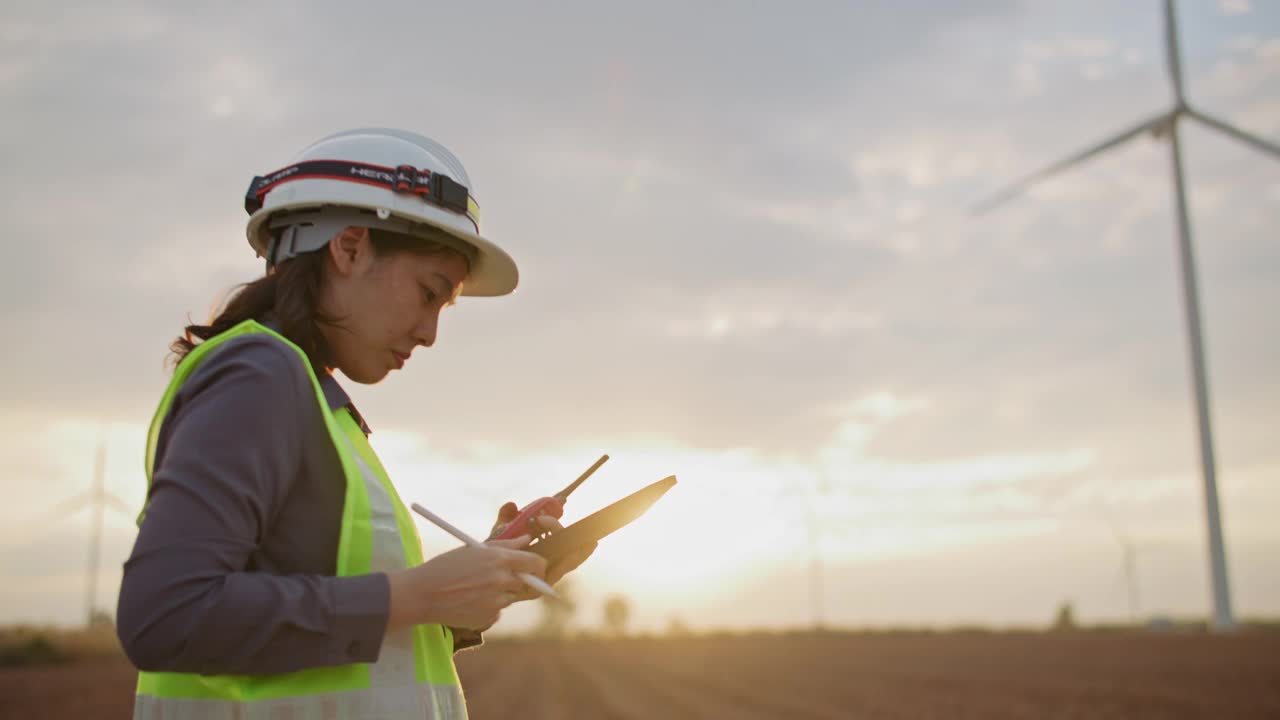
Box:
[244,159,477,229]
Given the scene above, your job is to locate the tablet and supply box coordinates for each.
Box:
[529,475,677,565]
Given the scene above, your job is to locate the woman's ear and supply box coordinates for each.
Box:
[327,227,371,276]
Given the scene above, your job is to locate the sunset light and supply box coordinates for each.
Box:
[3,1,1278,717]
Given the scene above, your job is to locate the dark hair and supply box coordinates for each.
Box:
[169,228,468,375]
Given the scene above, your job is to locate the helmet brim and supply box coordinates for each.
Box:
[247,202,518,297]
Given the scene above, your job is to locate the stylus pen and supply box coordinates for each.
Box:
[410,502,561,601]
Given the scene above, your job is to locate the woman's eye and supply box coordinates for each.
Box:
[423,287,438,304]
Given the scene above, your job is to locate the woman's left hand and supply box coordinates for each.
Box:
[488,502,597,600]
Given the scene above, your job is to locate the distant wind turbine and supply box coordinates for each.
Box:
[1103,512,1141,625]
[45,436,133,625]
[972,0,1280,631]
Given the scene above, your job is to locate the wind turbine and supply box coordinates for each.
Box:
[45,436,133,625]
[1102,512,1141,625]
[972,0,1280,631]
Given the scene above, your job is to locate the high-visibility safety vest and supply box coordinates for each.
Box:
[132,319,467,719]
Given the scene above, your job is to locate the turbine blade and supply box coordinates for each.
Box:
[970,112,1171,215]
[1188,108,1280,161]
[50,491,93,517]
[26,492,92,533]
[104,493,136,519]
[1164,0,1186,102]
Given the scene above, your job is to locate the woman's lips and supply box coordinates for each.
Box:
[391,350,409,368]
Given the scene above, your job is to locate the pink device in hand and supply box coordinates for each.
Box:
[491,454,609,540]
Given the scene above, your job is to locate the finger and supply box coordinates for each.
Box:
[499,569,527,594]
[502,569,542,602]
[489,502,520,539]
[487,535,532,550]
[533,515,565,533]
[496,502,519,523]
[496,548,548,577]
[486,544,548,578]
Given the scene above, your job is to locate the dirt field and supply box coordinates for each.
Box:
[3,631,1278,719]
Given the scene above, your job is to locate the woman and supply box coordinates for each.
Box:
[116,128,593,719]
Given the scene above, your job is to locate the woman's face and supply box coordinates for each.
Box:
[319,227,469,384]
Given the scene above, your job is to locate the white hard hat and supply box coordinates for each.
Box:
[244,128,518,297]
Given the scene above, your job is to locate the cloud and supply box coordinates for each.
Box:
[1219,0,1251,16]
[1022,35,1118,63]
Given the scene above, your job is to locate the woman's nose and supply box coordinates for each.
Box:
[415,312,440,347]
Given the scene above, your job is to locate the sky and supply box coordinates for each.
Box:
[0,0,1277,635]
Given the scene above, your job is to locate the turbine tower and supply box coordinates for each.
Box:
[972,0,1280,631]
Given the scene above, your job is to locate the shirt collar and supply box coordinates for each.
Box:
[319,374,372,435]
[260,315,372,435]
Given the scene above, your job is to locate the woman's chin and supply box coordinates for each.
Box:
[341,362,392,385]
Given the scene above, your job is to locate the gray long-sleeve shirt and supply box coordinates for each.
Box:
[116,332,479,676]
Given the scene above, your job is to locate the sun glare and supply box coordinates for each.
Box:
[370,433,819,605]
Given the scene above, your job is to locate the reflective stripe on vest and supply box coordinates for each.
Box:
[133,683,466,720]
[133,320,467,719]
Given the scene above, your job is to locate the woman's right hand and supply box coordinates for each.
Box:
[385,536,548,631]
